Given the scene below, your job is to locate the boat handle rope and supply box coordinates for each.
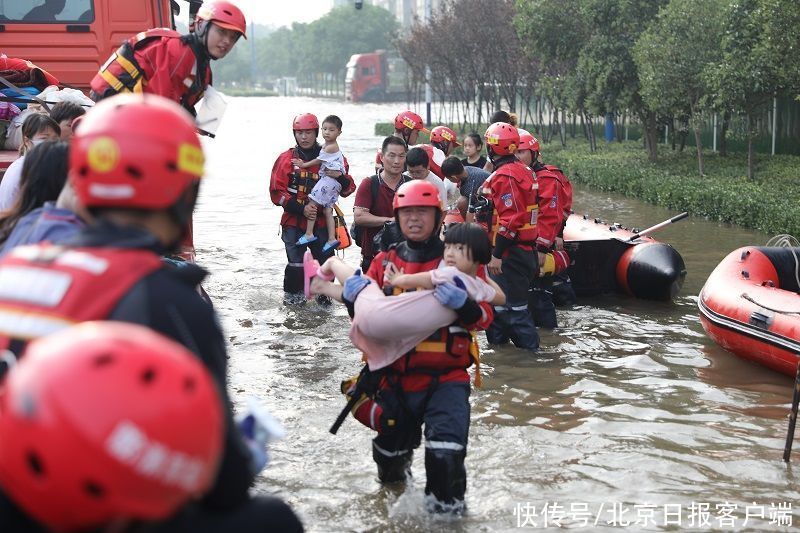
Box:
[740,293,800,315]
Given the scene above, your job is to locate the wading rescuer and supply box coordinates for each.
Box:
[0,94,302,532]
[481,122,541,351]
[339,180,494,514]
[89,0,247,263]
[515,129,569,328]
[533,135,576,307]
[270,113,356,302]
[0,322,226,533]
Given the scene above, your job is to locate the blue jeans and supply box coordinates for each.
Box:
[281,224,335,296]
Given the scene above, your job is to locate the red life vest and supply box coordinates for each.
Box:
[544,164,573,225]
[90,29,209,111]
[378,246,473,378]
[0,245,163,351]
[484,161,539,248]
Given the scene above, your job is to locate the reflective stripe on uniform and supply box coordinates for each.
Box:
[425,440,464,451]
[373,442,409,458]
[0,309,73,340]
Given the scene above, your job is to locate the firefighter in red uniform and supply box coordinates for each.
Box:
[0,94,302,532]
[521,132,577,307]
[270,113,356,302]
[341,180,493,514]
[90,0,247,116]
[516,129,568,328]
[90,0,247,263]
[481,122,541,350]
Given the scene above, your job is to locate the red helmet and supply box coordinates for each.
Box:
[517,129,540,152]
[197,0,247,38]
[430,125,461,146]
[293,113,319,131]
[70,93,203,211]
[484,122,519,156]
[0,322,224,532]
[393,180,441,212]
[394,110,430,134]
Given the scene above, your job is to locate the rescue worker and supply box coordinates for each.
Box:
[0,94,302,532]
[343,180,494,514]
[0,321,225,533]
[516,129,566,328]
[420,125,459,179]
[481,122,541,351]
[90,0,247,116]
[393,109,429,146]
[523,132,577,307]
[89,0,247,263]
[270,112,356,302]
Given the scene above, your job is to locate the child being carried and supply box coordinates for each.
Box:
[293,114,345,252]
[305,222,505,370]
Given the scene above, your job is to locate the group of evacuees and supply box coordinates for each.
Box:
[0,0,577,528]
[270,106,574,514]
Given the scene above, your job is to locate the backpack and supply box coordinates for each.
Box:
[351,174,410,248]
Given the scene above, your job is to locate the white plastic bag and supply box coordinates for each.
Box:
[195,86,227,135]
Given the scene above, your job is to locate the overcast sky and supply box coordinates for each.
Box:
[233,0,334,28]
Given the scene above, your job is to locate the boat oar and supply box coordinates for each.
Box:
[784,361,800,462]
[627,212,688,242]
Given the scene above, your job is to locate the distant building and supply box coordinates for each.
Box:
[335,0,442,28]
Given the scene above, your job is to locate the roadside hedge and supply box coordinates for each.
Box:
[546,141,800,238]
[374,122,800,237]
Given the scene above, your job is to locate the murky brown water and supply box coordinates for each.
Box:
[195,96,798,531]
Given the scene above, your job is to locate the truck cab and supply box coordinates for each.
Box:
[0,0,196,175]
[345,52,385,103]
[0,0,181,91]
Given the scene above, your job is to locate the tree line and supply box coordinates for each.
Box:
[214,5,398,88]
[396,0,800,177]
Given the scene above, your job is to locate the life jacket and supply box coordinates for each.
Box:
[543,164,573,224]
[287,152,321,208]
[380,243,474,374]
[91,29,209,112]
[485,161,539,248]
[0,245,163,355]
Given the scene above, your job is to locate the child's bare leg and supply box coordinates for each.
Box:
[324,206,337,243]
[309,277,344,302]
[304,203,318,238]
[320,256,356,284]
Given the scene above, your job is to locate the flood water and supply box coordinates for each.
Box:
[195,96,798,531]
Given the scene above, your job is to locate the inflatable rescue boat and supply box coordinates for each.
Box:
[698,247,800,376]
[563,214,687,301]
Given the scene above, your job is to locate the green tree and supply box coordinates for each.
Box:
[634,0,724,176]
[708,0,800,178]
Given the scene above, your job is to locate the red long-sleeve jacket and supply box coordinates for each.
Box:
[482,160,539,254]
[532,163,566,250]
[91,30,210,111]
[269,147,356,229]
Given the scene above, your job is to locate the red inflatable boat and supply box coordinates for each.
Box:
[563,214,687,301]
[699,247,800,376]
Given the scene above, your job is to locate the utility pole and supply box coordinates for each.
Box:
[424,0,431,127]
